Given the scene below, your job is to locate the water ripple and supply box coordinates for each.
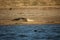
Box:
[0,24,60,40]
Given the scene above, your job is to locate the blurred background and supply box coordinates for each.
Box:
[0,0,60,25]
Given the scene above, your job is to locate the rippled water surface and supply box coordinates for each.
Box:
[0,24,60,40]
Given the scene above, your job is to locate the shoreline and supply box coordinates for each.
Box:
[0,20,60,25]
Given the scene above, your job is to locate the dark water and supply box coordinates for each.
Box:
[0,24,60,40]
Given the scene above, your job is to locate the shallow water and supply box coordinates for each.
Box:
[0,24,60,40]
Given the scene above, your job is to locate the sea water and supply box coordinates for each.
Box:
[0,24,60,40]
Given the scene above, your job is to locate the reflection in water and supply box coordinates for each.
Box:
[0,24,60,40]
